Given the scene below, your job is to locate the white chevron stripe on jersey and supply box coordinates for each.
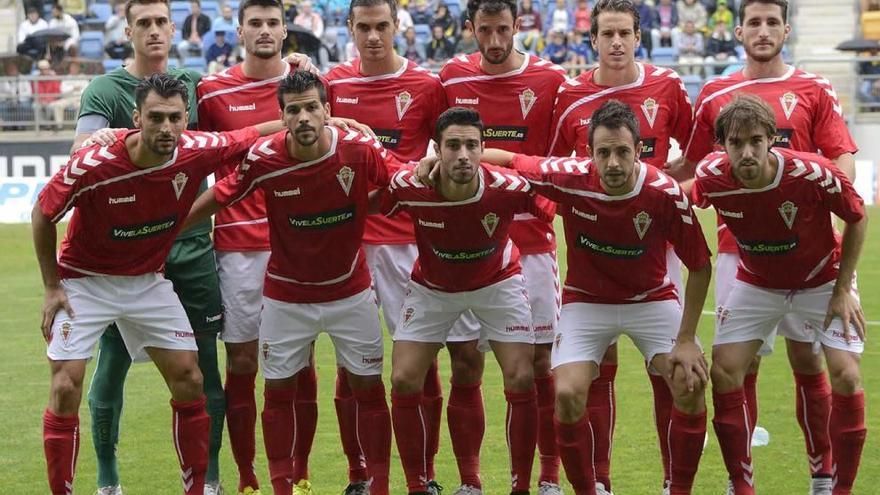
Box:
[181,134,194,148]
[789,159,808,177]
[804,162,823,181]
[258,139,276,156]
[819,168,834,188]
[490,170,506,188]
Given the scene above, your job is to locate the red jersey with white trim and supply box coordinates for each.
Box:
[38,127,259,279]
[326,58,447,245]
[549,63,693,168]
[381,165,552,292]
[511,154,711,305]
[684,66,858,253]
[440,52,568,255]
[691,148,864,290]
[196,63,293,252]
[213,127,393,304]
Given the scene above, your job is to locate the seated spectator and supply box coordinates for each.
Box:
[704,21,737,74]
[652,0,679,48]
[322,0,350,26]
[294,1,324,38]
[212,5,240,37]
[48,3,80,57]
[105,2,133,60]
[573,0,591,35]
[677,20,705,75]
[677,0,707,33]
[397,26,427,63]
[634,0,657,57]
[542,29,571,66]
[0,61,34,130]
[426,24,454,66]
[411,0,434,25]
[47,59,89,128]
[433,3,458,41]
[707,0,734,32]
[397,3,415,34]
[515,0,544,55]
[454,25,479,55]
[548,0,572,34]
[18,6,48,44]
[178,0,211,56]
[206,31,234,73]
[57,0,87,19]
[33,59,61,124]
[569,30,592,72]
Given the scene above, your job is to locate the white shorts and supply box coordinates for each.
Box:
[259,289,384,380]
[217,250,270,343]
[47,274,197,362]
[552,300,684,370]
[395,275,535,346]
[364,243,417,335]
[714,280,864,354]
[666,247,684,306]
[523,252,561,344]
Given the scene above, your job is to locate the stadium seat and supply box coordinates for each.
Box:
[681,74,703,104]
[79,31,105,60]
[184,56,207,71]
[445,1,461,19]
[171,1,190,28]
[414,24,431,44]
[201,1,220,20]
[103,58,124,72]
[863,11,880,40]
[90,3,112,23]
[651,46,678,65]
[335,26,350,55]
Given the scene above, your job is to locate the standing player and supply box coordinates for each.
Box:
[547,0,694,491]
[325,0,448,491]
[385,107,544,495]
[692,95,867,495]
[186,71,394,495]
[33,74,266,495]
[671,1,858,490]
[437,2,567,492]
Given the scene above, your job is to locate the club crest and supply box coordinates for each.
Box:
[640,97,659,128]
[403,307,415,326]
[396,91,413,121]
[633,211,652,239]
[779,200,798,229]
[715,306,730,326]
[780,92,798,120]
[337,166,355,196]
[261,342,270,360]
[172,172,189,200]
[519,88,537,119]
[61,322,72,344]
[481,212,499,237]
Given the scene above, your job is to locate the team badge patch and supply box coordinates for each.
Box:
[519,88,537,119]
[60,322,72,344]
[778,200,798,229]
[337,166,354,196]
[395,91,413,121]
[261,342,270,360]
[633,211,652,239]
[716,306,730,326]
[640,98,659,128]
[403,307,415,326]
[172,172,189,200]
[481,212,499,237]
[780,92,798,120]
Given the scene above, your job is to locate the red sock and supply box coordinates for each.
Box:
[225,370,259,491]
[391,391,428,492]
[830,391,866,494]
[588,364,616,490]
[171,397,210,495]
[353,382,392,495]
[262,387,295,494]
[335,368,368,483]
[793,372,833,477]
[668,407,706,494]
[505,388,538,491]
[422,361,443,480]
[649,372,674,484]
[535,374,560,484]
[447,382,484,487]
[293,366,318,482]
[43,409,79,495]
[554,414,597,495]
[743,372,759,436]
[712,388,755,495]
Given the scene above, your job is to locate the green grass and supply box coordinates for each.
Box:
[1,208,878,494]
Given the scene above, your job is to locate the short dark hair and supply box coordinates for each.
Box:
[238,0,284,25]
[277,70,327,109]
[589,100,640,149]
[434,107,484,143]
[134,73,189,109]
[590,0,641,39]
[348,0,398,24]
[125,0,170,23]
[714,94,777,146]
[466,0,517,23]
[739,0,788,24]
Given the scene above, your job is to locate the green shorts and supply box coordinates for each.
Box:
[164,233,224,334]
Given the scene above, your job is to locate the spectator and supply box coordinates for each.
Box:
[677,20,705,75]
[0,61,34,130]
[677,0,707,32]
[212,5,239,36]
[18,6,48,44]
[294,0,324,38]
[33,59,61,116]
[104,2,132,60]
[707,0,734,31]
[47,59,89,128]
[425,24,454,66]
[857,50,880,110]
[515,0,544,54]
[321,0,350,26]
[569,29,592,71]
[454,25,479,55]
[205,30,234,73]
[397,26,427,63]
[48,3,80,57]
[704,20,737,74]
[548,0,572,34]
[411,0,434,25]
[178,0,211,56]
[432,3,458,40]
[573,0,591,35]
[633,0,657,57]
[651,0,679,49]
[542,29,571,65]
[397,3,415,34]
[57,0,87,19]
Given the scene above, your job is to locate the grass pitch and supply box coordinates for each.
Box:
[0,208,877,494]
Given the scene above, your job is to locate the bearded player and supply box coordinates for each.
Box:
[692,95,867,495]
[669,2,858,491]
[436,2,567,492]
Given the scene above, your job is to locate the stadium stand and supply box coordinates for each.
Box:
[78,31,105,60]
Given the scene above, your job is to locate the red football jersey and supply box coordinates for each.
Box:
[549,63,693,168]
[512,154,711,305]
[381,165,553,292]
[692,148,864,290]
[440,52,568,255]
[214,127,392,304]
[39,127,259,279]
[196,63,294,252]
[326,58,448,245]
[684,66,858,253]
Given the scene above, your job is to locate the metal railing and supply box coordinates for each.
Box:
[0,74,90,132]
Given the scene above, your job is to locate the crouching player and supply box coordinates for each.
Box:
[692,95,868,495]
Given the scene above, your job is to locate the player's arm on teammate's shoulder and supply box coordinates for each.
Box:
[184,157,254,230]
[664,155,698,182]
[480,148,516,167]
[327,116,377,139]
[831,153,856,181]
[184,185,224,231]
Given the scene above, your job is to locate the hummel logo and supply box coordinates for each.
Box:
[579,118,591,126]
[228,103,256,112]
[274,188,301,197]
[109,194,136,204]
[571,206,597,221]
[455,96,479,105]
[418,218,445,229]
[336,96,358,104]
[718,208,743,218]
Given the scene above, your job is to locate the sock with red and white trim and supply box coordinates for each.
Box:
[335,368,368,483]
[668,407,706,494]
[422,361,443,481]
[43,409,79,495]
[224,370,259,492]
[743,372,759,437]
[793,372,833,478]
[353,382,392,495]
[171,397,210,495]
[649,372,674,484]
[712,388,755,495]
[506,388,538,492]
[293,366,318,482]
[554,414,597,495]
[262,387,295,493]
[447,382,484,488]
[535,374,560,485]
[830,391,866,494]
[588,364,617,490]
[391,391,428,492]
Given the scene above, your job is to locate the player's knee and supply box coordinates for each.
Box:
[169,364,205,401]
[450,349,484,385]
[533,345,553,377]
[50,373,83,414]
[710,360,740,392]
[787,347,824,374]
[554,381,587,422]
[390,368,423,394]
[226,344,259,374]
[346,372,382,391]
[828,365,861,395]
[670,372,706,410]
[746,355,761,374]
[502,364,535,392]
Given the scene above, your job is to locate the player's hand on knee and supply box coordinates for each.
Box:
[416,156,441,187]
[328,117,377,139]
[825,288,867,343]
[80,128,123,148]
[668,340,708,392]
[284,52,319,75]
[42,286,74,343]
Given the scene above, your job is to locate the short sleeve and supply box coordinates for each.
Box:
[77,80,114,121]
[549,91,577,157]
[684,89,716,163]
[811,82,858,159]
[817,162,865,224]
[213,158,254,207]
[671,77,694,147]
[665,188,712,270]
[511,153,592,204]
[38,145,97,222]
